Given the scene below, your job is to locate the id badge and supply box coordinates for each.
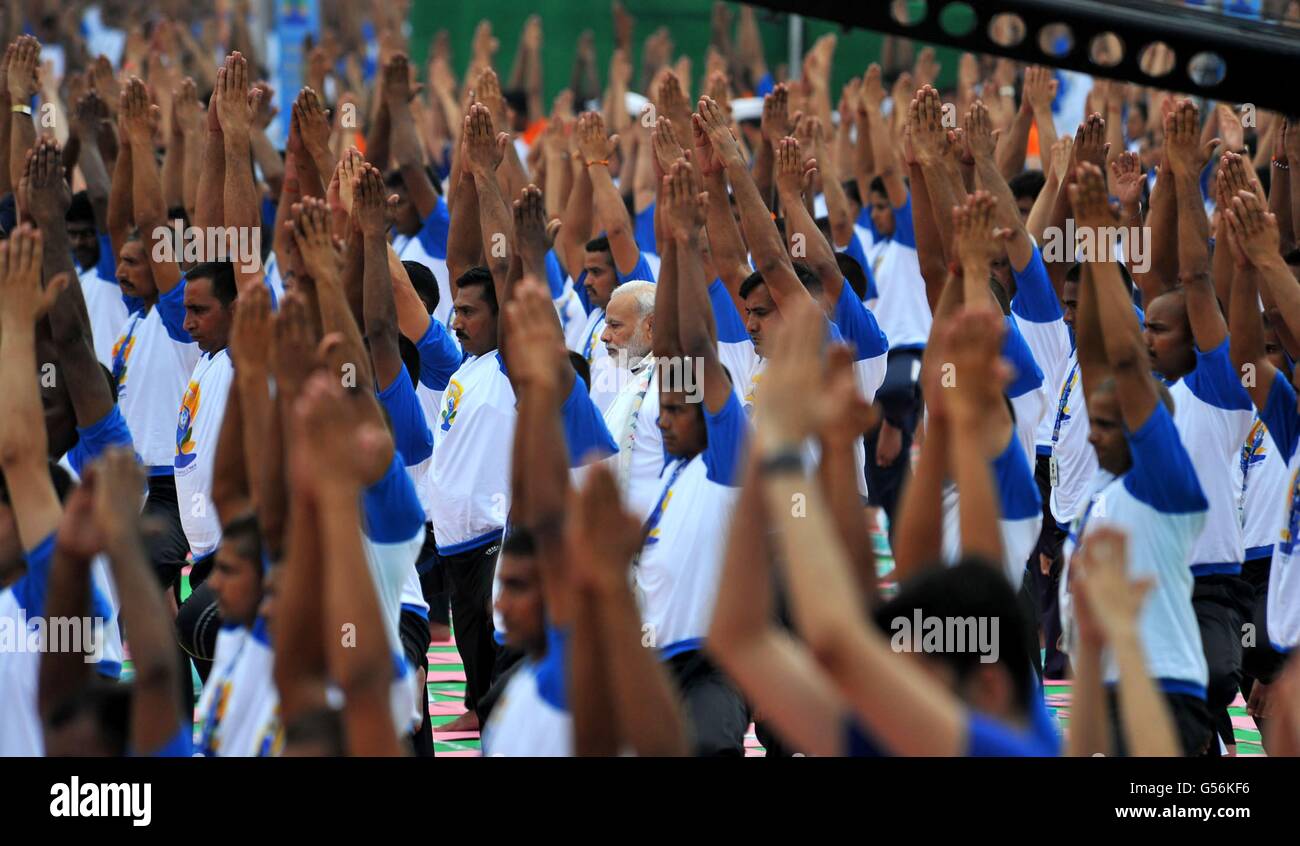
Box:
[1049,455,1059,488]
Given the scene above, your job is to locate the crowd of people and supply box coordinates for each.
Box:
[3,0,1300,757]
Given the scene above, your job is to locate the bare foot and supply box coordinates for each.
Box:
[440,710,480,733]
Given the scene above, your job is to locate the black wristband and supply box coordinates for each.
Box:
[758,447,804,476]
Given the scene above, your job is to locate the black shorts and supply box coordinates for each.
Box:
[399,607,432,674]
[1107,689,1212,756]
[1240,556,1288,685]
[665,650,749,757]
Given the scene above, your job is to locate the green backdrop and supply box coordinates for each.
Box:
[407,0,960,104]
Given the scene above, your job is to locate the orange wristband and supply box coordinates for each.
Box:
[585,159,610,168]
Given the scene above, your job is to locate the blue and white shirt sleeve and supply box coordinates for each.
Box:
[1009,244,1061,323]
[133,726,194,757]
[544,249,567,300]
[533,626,571,712]
[1260,370,1300,463]
[416,196,451,261]
[376,370,434,466]
[561,376,619,466]
[966,697,1061,756]
[361,453,428,542]
[994,429,1043,522]
[839,233,878,301]
[1001,316,1045,399]
[617,253,657,284]
[833,283,890,363]
[702,390,749,486]
[1123,403,1210,514]
[10,533,57,619]
[156,278,193,343]
[634,202,657,257]
[65,404,135,477]
[889,192,916,248]
[1183,337,1254,413]
[415,319,462,391]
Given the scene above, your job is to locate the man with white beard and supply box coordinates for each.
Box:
[598,281,664,521]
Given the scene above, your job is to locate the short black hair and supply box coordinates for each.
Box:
[502,526,537,558]
[403,260,439,316]
[837,252,869,300]
[502,88,528,116]
[568,351,592,390]
[739,262,823,300]
[66,191,96,225]
[221,512,266,575]
[1008,170,1046,203]
[585,235,611,255]
[843,180,863,207]
[455,266,498,315]
[186,262,239,307]
[874,561,1037,716]
[1065,260,1136,294]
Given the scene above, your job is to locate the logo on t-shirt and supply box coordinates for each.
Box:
[175,380,201,469]
[110,333,137,393]
[441,379,464,432]
[197,679,232,756]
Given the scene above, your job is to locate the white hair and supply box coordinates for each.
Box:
[609,280,657,320]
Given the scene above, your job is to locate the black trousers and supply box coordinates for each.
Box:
[1027,454,1069,678]
[1107,689,1212,756]
[665,650,749,757]
[399,607,435,757]
[416,523,451,627]
[864,351,923,536]
[440,535,502,717]
[1193,573,1255,729]
[142,474,191,592]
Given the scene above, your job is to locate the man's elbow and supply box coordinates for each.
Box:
[806,620,861,680]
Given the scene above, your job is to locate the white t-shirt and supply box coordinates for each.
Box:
[195,621,282,757]
[78,258,130,369]
[1047,350,1096,524]
[480,629,573,757]
[111,288,201,469]
[1255,375,1300,651]
[941,430,1044,588]
[429,350,516,554]
[174,350,235,558]
[1237,413,1289,561]
[636,391,748,656]
[1009,246,1073,453]
[602,361,665,522]
[1061,405,1210,693]
[1164,340,1255,575]
[858,196,931,349]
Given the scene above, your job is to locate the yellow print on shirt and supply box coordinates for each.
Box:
[743,372,763,416]
[175,380,201,468]
[110,333,137,389]
[441,379,464,432]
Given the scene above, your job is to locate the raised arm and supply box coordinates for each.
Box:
[384,55,439,222]
[215,52,267,291]
[1164,99,1226,351]
[99,449,186,753]
[6,36,40,192]
[354,163,405,389]
[697,95,810,310]
[967,101,1034,273]
[1225,188,1294,412]
[773,135,843,301]
[576,111,641,276]
[462,103,513,317]
[121,77,182,295]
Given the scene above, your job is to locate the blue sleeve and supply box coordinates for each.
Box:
[966,709,1059,757]
[616,253,656,284]
[376,371,433,466]
[842,233,878,300]
[1009,245,1062,323]
[561,376,618,466]
[708,278,750,345]
[544,249,567,299]
[156,279,193,343]
[1261,371,1300,464]
[573,269,594,315]
[992,430,1042,520]
[1122,403,1209,514]
[95,233,116,281]
[844,716,891,757]
[133,726,193,757]
[702,390,749,486]
[9,534,56,618]
[633,202,658,256]
[856,205,874,232]
[415,320,461,391]
[1183,338,1253,412]
[833,283,890,361]
[1001,316,1044,399]
[362,453,427,542]
[416,196,451,260]
[260,194,277,231]
[755,72,775,98]
[890,193,916,249]
[534,626,570,711]
[65,405,134,477]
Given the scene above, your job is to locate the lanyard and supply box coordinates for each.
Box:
[1051,359,1081,446]
[582,312,605,363]
[110,310,146,387]
[641,458,689,546]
